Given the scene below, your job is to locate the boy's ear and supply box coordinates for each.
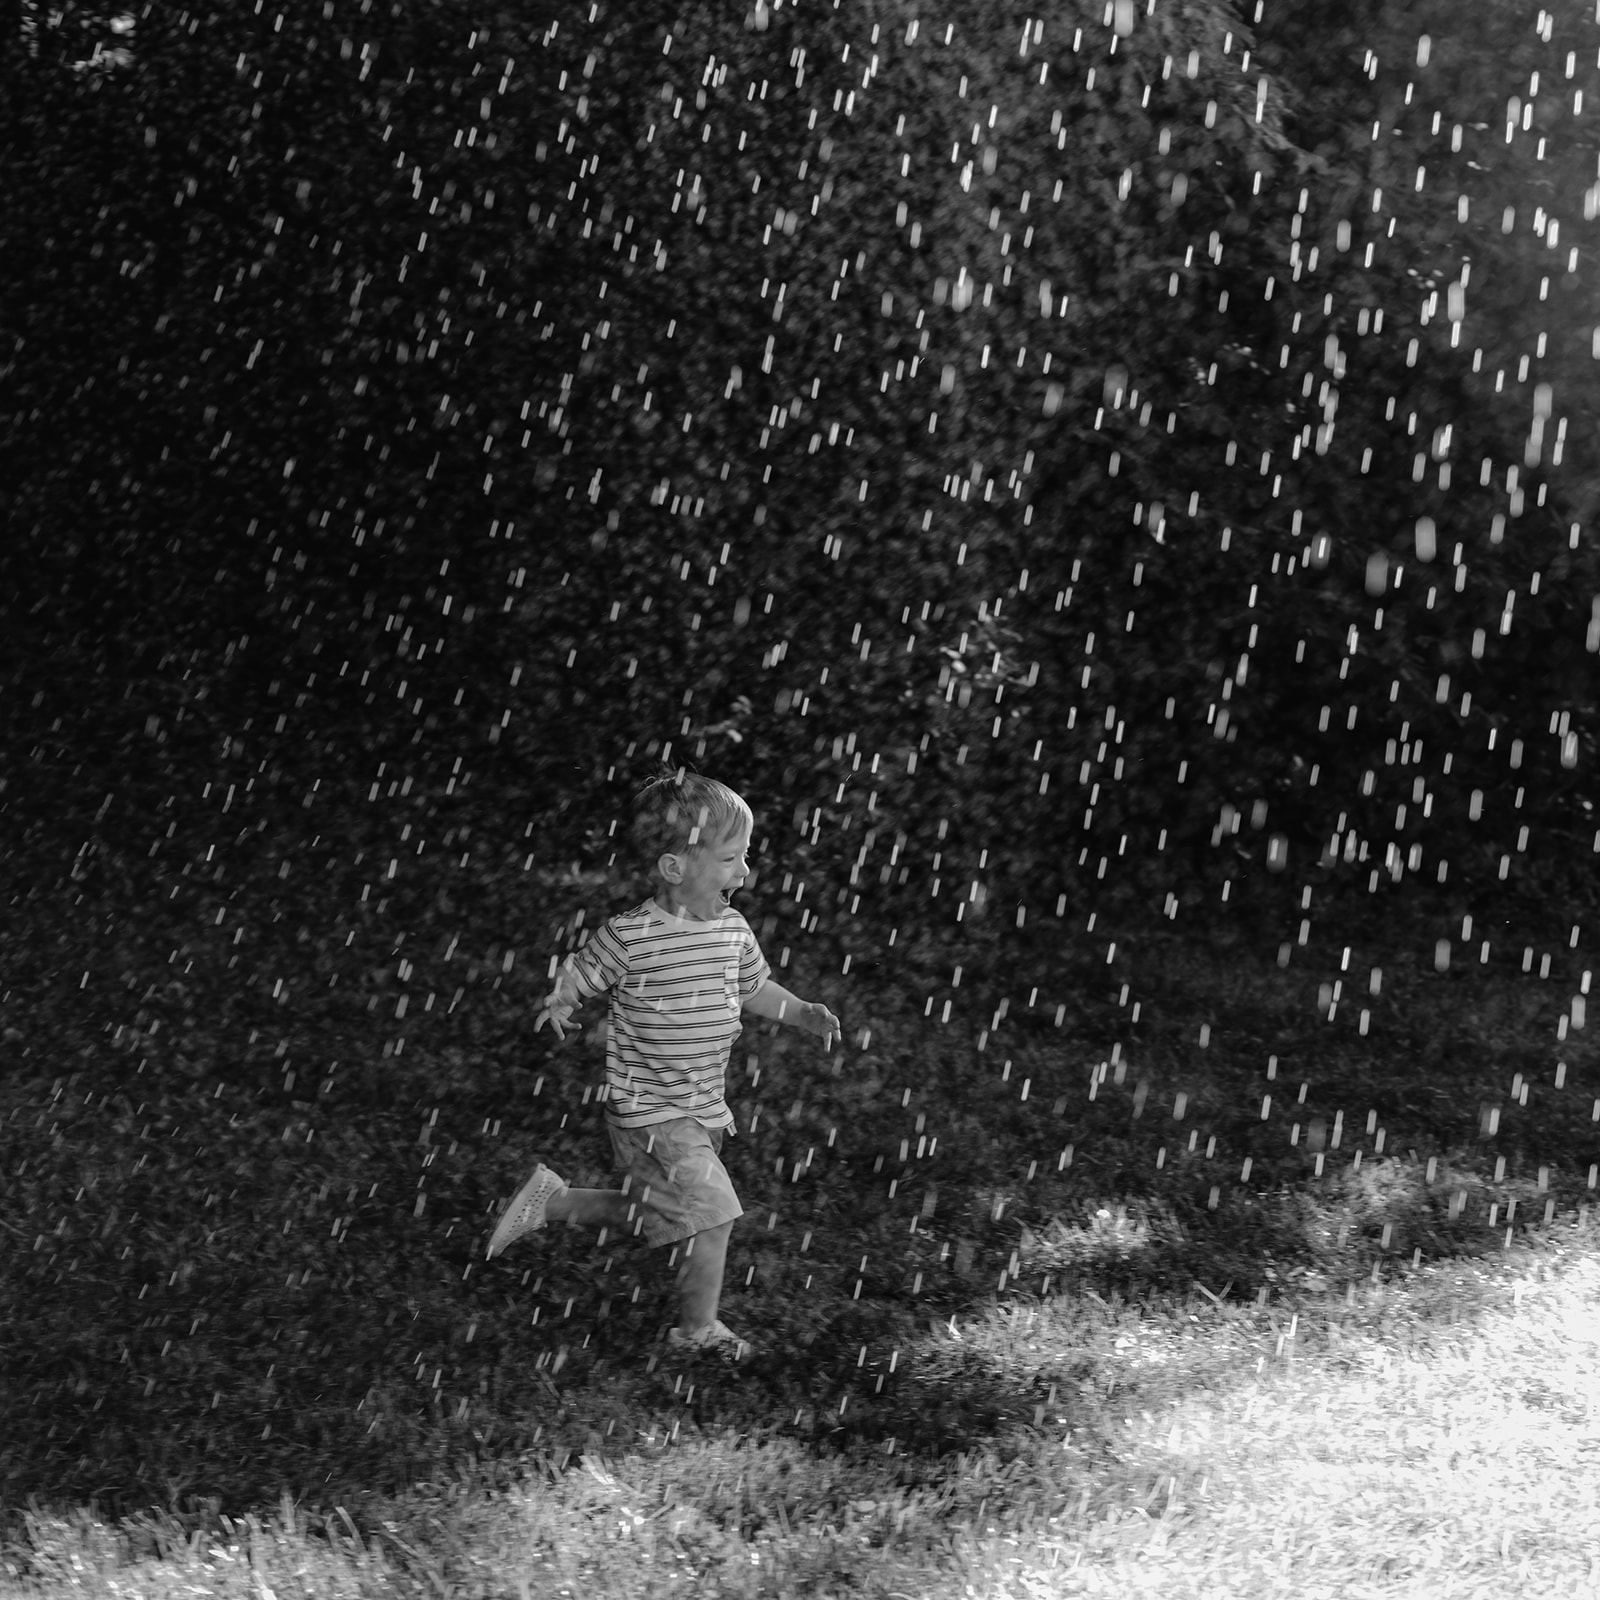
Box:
[657,851,684,884]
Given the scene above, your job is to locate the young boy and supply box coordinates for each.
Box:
[487,766,841,1359]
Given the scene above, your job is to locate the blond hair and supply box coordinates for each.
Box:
[632,765,751,874]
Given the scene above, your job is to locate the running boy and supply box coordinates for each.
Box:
[487,766,841,1359]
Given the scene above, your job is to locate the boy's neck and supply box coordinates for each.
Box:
[654,891,718,923]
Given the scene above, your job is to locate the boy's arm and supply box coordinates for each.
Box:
[536,925,627,1041]
[743,978,841,1048]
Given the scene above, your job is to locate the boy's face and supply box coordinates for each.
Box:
[659,819,752,920]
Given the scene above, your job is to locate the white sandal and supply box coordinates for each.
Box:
[486,1164,567,1258]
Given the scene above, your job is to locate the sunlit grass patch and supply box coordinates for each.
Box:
[5,1493,385,1600]
[1017,1200,1185,1280]
[865,1218,1600,1596]
[1118,1242,1600,1597]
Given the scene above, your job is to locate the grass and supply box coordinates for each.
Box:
[6,1216,1599,1598]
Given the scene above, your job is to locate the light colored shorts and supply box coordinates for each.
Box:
[607,1116,743,1248]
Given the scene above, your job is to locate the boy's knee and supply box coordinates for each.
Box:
[683,1220,733,1256]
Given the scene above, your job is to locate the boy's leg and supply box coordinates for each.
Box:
[675,1219,734,1334]
[608,1120,744,1340]
[546,1186,636,1234]
[489,1168,641,1259]
[544,1182,734,1333]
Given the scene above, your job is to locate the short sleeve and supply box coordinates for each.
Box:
[564,916,632,996]
[736,916,770,997]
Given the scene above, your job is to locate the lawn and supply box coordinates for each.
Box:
[6,1203,1598,1598]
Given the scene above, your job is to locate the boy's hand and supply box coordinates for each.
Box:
[743,979,839,1046]
[800,1000,842,1049]
[534,988,580,1041]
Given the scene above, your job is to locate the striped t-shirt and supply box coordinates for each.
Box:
[561,899,771,1132]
